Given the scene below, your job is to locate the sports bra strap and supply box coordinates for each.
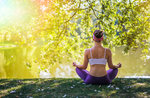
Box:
[90,48,93,58]
[104,48,106,58]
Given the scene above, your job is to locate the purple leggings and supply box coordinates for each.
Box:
[76,67,118,85]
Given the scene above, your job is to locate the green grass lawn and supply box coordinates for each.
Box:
[0,78,150,98]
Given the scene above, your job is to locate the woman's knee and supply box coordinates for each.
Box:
[75,67,83,74]
[114,68,118,73]
[110,68,118,73]
[75,67,80,72]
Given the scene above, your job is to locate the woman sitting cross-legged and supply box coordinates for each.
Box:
[73,30,121,85]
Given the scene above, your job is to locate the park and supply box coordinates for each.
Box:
[0,0,150,97]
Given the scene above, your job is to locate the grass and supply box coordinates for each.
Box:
[0,78,150,98]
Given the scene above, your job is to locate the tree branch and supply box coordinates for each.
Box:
[65,0,81,23]
[54,0,82,49]
[86,0,99,19]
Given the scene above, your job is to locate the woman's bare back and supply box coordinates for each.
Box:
[87,46,108,77]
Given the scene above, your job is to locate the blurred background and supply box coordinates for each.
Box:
[0,0,150,78]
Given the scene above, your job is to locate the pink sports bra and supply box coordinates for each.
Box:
[89,48,107,65]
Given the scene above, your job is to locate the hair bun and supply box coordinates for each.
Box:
[94,30,103,38]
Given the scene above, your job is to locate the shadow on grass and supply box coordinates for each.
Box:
[0,78,150,97]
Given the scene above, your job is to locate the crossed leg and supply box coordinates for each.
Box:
[107,68,118,81]
[75,67,89,81]
[76,67,118,82]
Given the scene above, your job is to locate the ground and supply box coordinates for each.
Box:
[0,78,150,98]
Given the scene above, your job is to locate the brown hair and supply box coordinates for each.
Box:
[94,30,103,38]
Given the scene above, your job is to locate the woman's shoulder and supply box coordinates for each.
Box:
[83,49,90,56]
[84,48,93,54]
[84,48,90,52]
[104,48,112,54]
[104,48,110,51]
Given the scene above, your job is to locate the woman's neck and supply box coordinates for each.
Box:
[94,41,102,47]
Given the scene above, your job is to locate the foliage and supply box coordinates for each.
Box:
[36,0,150,70]
[0,0,149,71]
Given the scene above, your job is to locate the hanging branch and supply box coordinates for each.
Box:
[86,0,99,19]
[86,0,102,29]
[54,0,81,48]
[65,0,81,23]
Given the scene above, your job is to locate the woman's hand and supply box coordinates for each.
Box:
[73,62,77,67]
[116,63,122,68]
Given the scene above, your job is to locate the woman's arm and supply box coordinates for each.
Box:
[73,49,89,69]
[107,49,121,69]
